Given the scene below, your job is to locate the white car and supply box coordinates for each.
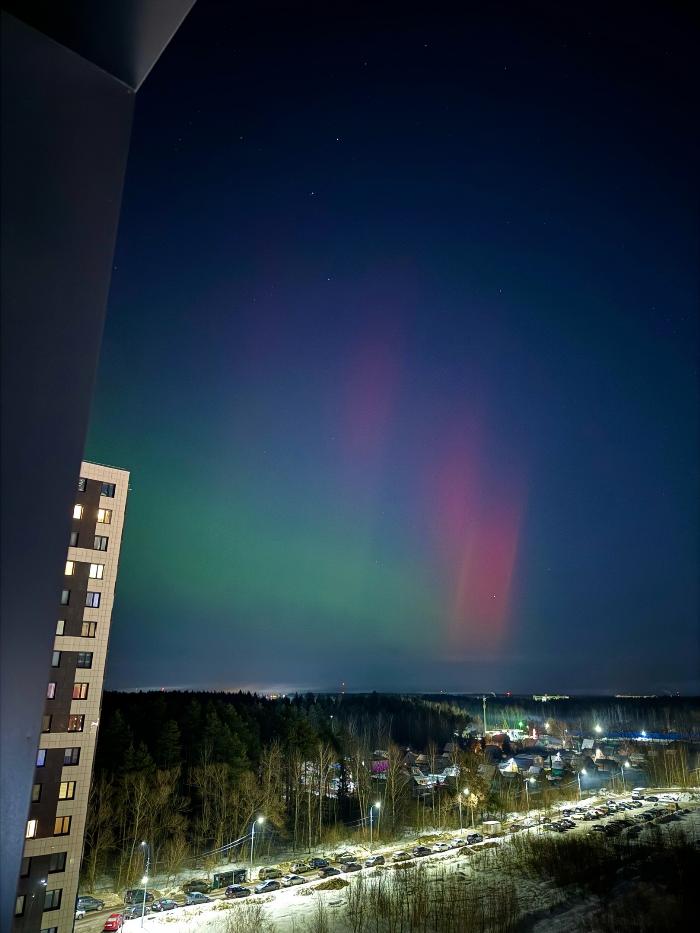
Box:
[281,874,306,887]
[75,908,86,920]
[432,842,450,852]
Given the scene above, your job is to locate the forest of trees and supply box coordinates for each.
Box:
[84,691,473,891]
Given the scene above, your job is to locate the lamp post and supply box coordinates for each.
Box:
[620,761,630,791]
[139,842,150,930]
[250,816,265,869]
[577,769,587,801]
[524,777,535,817]
[369,801,380,852]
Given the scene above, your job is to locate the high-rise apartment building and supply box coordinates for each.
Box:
[14,462,129,933]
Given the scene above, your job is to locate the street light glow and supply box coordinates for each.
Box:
[257,815,265,824]
[581,768,587,775]
[374,801,381,809]
[141,875,148,885]
[594,724,602,733]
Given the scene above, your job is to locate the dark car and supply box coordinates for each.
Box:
[646,795,659,802]
[124,889,154,905]
[343,862,363,872]
[185,892,212,906]
[77,895,105,913]
[365,855,385,867]
[412,846,432,857]
[320,867,342,877]
[182,880,211,895]
[225,885,251,899]
[466,833,483,845]
[309,858,330,870]
[151,898,179,912]
[254,880,281,894]
[123,905,149,921]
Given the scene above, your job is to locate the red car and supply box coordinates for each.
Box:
[103,914,123,931]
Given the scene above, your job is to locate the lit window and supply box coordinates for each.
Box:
[51,651,61,668]
[97,508,112,524]
[67,715,84,732]
[73,505,83,520]
[26,819,38,838]
[72,682,89,700]
[81,621,97,638]
[41,714,52,733]
[47,682,56,699]
[32,783,42,802]
[53,816,71,836]
[48,852,66,873]
[44,888,62,910]
[15,895,25,917]
[76,652,93,669]
[69,531,79,547]
[64,561,74,576]
[55,620,64,635]
[78,477,87,492]
[101,482,116,497]
[58,781,76,800]
[36,749,46,767]
[64,747,80,766]
[89,563,104,579]
[94,535,108,551]
[60,590,70,605]
[85,591,100,608]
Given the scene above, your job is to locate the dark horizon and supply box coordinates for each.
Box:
[87,1,698,695]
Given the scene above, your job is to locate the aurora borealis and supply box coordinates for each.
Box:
[86,1,698,694]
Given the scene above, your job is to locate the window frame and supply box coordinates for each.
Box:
[48,851,67,874]
[78,477,87,492]
[44,888,63,911]
[89,563,104,579]
[31,783,42,802]
[36,749,46,767]
[76,652,93,669]
[97,508,112,524]
[72,682,89,700]
[69,531,79,547]
[58,781,76,800]
[53,815,71,837]
[60,590,70,606]
[55,619,64,635]
[81,621,97,638]
[15,894,25,917]
[94,535,109,551]
[64,560,74,575]
[51,650,61,667]
[85,591,101,608]
[47,682,56,699]
[41,714,52,733]
[26,818,38,838]
[63,747,80,766]
[67,714,85,733]
[73,504,83,520]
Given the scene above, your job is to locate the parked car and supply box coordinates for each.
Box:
[291,862,311,874]
[77,896,105,913]
[591,824,606,833]
[392,851,411,862]
[258,868,283,881]
[365,854,385,867]
[320,867,342,877]
[466,833,483,845]
[452,838,470,847]
[282,874,307,886]
[646,795,659,802]
[75,908,86,920]
[185,892,212,906]
[254,880,281,894]
[224,885,251,899]
[123,905,149,921]
[103,914,123,932]
[151,898,180,911]
[342,862,363,872]
[412,846,432,857]
[124,889,154,905]
[182,880,211,895]
[432,842,451,852]
[335,853,357,865]
[309,858,330,869]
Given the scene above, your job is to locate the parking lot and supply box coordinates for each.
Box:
[75,790,698,933]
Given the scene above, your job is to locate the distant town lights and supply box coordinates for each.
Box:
[641,730,647,737]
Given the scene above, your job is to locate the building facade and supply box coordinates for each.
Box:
[14,462,129,933]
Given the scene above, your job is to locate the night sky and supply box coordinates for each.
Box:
[86,1,698,695]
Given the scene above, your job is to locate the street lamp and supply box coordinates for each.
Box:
[139,842,150,929]
[577,769,587,800]
[369,802,381,852]
[524,777,535,816]
[594,724,602,735]
[250,816,265,868]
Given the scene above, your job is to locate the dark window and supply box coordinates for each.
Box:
[44,888,62,909]
[101,482,116,497]
[20,857,31,877]
[53,816,71,837]
[94,535,108,551]
[48,852,67,873]
[60,590,70,606]
[72,682,89,700]
[85,591,100,608]
[41,715,52,733]
[32,783,42,802]
[78,477,87,492]
[64,747,80,766]
[69,531,79,547]
[51,651,61,668]
[15,895,25,917]
[41,928,59,933]
[76,652,93,668]
[67,715,84,732]
[36,749,46,767]
[81,621,97,638]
